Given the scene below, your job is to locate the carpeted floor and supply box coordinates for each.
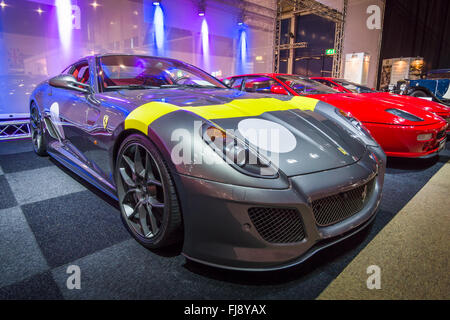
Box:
[0,138,448,300]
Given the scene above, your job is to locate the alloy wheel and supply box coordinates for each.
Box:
[30,108,42,151]
[118,143,165,239]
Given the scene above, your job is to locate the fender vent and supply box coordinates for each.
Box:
[248,207,306,243]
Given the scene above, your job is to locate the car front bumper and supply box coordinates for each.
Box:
[176,147,385,271]
[364,122,448,158]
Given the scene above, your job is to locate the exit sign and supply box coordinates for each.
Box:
[325,49,336,55]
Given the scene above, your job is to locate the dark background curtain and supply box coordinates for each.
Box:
[378,0,450,87]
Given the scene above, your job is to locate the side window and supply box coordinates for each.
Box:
[243,76,277,94]
[61,65,72,74]
[229,77,244,90]
[69,61,90,84]
[315,79,333,88]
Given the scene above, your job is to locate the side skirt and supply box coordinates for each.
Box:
[47,141,118,201]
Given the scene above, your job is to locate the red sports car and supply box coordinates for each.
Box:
[227,73,448,158]
[311,77,450,129]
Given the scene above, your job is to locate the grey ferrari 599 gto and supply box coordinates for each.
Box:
[29,54,385,271]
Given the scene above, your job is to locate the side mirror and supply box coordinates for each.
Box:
[222,78,231,87]
[332,86,345,92]
[49,74,91,94]
[270,85,288,95]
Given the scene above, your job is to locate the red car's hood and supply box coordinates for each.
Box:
[307,93,445,126]
[359,92,450,115]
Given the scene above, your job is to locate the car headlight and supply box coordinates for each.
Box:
[385,108,423,122]
[202,124,278,178]
[399,83,407,92]
[335,108,371,136]
[417,133,432,141]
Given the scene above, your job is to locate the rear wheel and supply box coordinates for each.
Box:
[30,103,47,156]
[115,134,182,249]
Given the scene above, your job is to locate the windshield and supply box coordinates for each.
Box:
[277,75,338,95]
[334,79,375,93]
[98,55,226,91]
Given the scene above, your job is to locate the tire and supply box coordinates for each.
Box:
[115,133,183,249]
[30,103,47,156]
[410,90,428,98]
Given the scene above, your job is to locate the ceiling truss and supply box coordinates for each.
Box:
[273,0,347,77]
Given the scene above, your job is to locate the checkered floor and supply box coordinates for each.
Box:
[0,138,448,299]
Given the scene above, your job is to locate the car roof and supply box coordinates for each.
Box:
[230,73,309,78]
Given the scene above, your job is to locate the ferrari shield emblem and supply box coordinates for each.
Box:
[103,115,109,130]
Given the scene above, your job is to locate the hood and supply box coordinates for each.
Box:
[212,108,367,176]
[115,88,367,176]
[362,92,450,115]
[308,92,444,125]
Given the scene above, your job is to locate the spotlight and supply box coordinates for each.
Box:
[153,0,161,5]
[237,10,245,26]
[36,7,44,15]
[90,1,100,8]
[198,0,205,16]
[0,1,7,9]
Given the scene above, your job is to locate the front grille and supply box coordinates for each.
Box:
[437,129,446,140]
[248,207,306,243]
[312,178,376,227]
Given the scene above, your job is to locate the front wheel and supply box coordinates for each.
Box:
[410,90,428,98]
[115,134,183,249]
[30,103,47,156]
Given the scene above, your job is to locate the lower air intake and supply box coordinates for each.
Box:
[248,207,306,243]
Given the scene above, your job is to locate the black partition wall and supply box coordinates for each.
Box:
[378,0,450,87]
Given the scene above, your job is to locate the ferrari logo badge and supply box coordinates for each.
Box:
[103,115,109,130]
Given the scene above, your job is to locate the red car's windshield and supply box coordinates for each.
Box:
[98,55,226,91]
[333,79,375,93]
[277,75,338,95]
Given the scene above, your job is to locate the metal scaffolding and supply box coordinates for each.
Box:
[0,119,31,141]
[273,0,347,76]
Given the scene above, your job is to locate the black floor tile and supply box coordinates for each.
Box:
[21,190,130,268]
[0,175,17,209]
[0,271,63,300]
[0,139,34,155]
[0,151,53,174]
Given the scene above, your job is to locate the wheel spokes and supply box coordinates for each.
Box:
[134,145,145,179]
[145,204,160,236]
[144,152,163,187]
[119,167,136,188]
[138,205,152,237]
[122,154,136,175]
[125,198,144,219]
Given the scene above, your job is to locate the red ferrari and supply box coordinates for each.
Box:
[311,77,450,129]
[227,73,448,158]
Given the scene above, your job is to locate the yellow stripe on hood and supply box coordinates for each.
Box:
[125,96,319,134]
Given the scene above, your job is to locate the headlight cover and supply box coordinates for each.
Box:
[335,108,371,136]
[385,108,423,122]
[201,124,279,178]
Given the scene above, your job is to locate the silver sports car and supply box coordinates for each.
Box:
[29,54,386,270]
